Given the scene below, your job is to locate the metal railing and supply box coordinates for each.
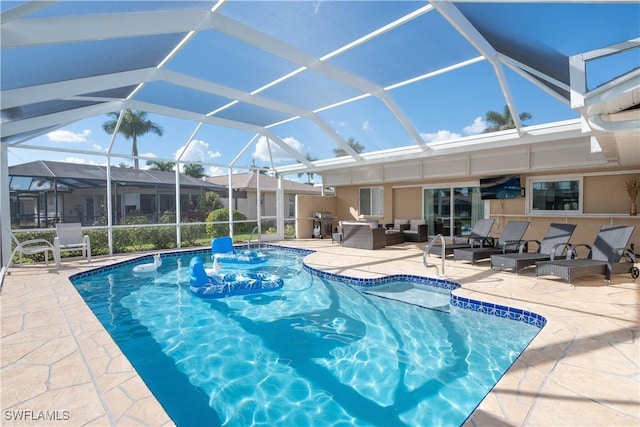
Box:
[423,234,446,277]
[248,226,260,248]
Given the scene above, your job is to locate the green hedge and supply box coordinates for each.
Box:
[10,218,263,264]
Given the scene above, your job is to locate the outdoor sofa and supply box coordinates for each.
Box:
[340,221,386,250]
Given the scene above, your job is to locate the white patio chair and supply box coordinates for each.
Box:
[10,233,60,269]
[54,223,91,264]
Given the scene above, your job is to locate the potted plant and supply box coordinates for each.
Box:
[624,176,639,216]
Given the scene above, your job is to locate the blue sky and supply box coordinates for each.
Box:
[5,1,638,179]
[4,61,580,176]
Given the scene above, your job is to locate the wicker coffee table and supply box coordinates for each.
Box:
[385,230,405,246]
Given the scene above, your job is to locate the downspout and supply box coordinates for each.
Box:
[587,113,640,133]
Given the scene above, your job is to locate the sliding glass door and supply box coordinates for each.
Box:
[424,185,484,238]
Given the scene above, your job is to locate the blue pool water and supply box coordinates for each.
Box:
[71,246,542,427]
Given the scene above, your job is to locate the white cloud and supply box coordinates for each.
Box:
[92,144,103,151]
[420,116,488,144]
[362,121,372,131]
[463,116,487,135]
[139,152,158,170]
[47,129,92,143]
[173,139,222,172]
[253,136,305,163]
[175,140,221,162]
[207,166,228,177]
[420,130,461,143]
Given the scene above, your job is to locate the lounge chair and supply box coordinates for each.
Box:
[10,233,60,269]
[536,225,637,283]
[403,219,428,242]
[54,222,91,264]
[490,223,576,274]
[454,220,530,265]
[428,219,495,257]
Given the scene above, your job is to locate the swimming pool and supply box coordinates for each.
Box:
[71,246,544,426]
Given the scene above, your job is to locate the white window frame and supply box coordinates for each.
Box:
[287,194,295,218]
[527,175,583,215]
[359,186,384,217]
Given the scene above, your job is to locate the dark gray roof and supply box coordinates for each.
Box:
[9,160,225,190]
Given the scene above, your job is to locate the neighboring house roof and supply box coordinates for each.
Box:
[206,173,321,194]
[9,161,225,191]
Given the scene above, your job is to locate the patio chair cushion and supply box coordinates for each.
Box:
[393,219,409,230]
[409,219,425,231]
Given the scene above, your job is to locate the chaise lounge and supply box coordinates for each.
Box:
[536,225,637,283]
[490,223,576,274]
[427,218,495,257]
[454,220,530,265]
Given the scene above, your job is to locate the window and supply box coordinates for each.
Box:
[287,195,295,218]
[529,177,581,213]
[359,186,384,216]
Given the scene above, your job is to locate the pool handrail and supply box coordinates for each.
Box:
[248,226,260,248]
[424,234,446,277]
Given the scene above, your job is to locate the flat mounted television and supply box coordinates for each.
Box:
[479,175,522,200]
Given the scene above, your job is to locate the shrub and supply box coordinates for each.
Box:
[284,223,296,237]
[149,226,176,249]
[181,223,206,246]
[86,229,108,256]
[205,208,248,238]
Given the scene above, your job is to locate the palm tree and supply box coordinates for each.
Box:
[146,160,175,171]
[297,153,318,184]
[483,105,532,133]
[333,137,365,157]
[183,163,206,178]
[102,109,163,169]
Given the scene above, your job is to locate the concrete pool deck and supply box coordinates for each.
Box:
[1,239,638,426]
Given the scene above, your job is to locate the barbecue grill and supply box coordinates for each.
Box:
[311,211,335,239]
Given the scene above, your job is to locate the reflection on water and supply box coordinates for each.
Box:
[72,248,539,427]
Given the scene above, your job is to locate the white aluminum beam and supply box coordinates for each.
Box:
[1,101,124,139]
[0,1,57,26]
[430,0,524,135]
[1,68,158,109]
[1,9,208,48]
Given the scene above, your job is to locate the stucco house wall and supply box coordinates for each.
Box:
[325,170,639,250]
